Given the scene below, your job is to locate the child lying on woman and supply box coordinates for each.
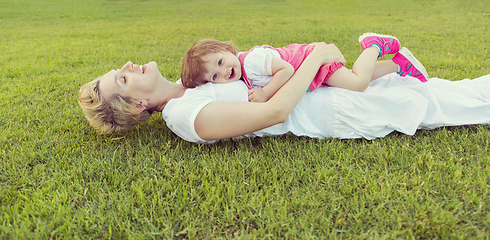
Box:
[181,33,429,102]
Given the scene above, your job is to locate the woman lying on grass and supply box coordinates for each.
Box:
[78,42,490,143]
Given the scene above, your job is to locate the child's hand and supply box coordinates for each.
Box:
[248,89,269,102]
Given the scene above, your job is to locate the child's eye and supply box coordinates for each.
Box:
[212,74,217,80]
[121,76,126,83]
[218,59,222,66]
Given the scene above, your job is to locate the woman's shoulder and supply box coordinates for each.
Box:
[161,83,217,142]
[164,83,216,113]
[163,81,249,118]
[161,81,249,143]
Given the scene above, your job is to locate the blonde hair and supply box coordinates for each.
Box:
[181,39,238,88]
[78,78,152,134]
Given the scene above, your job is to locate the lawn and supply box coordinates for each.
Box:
[1,0,490,238]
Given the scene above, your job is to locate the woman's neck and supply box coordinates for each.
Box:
[154,80,186,112]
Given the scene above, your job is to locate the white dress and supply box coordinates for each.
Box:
[162,73,490,144]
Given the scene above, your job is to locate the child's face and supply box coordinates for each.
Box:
[202,51,242,84]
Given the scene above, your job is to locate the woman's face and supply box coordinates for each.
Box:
[98,61,161,100]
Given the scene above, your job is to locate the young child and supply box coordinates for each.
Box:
[181,33,429,102]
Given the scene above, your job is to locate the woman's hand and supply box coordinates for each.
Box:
[309,42,346,66]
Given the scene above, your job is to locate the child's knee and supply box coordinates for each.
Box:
[353,77,370,92]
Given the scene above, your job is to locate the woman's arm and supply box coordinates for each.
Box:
[248,57,294,102]
[195,43,345,140]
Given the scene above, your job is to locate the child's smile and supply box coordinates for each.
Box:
[203,51,242,84]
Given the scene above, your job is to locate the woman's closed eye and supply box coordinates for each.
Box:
[117,75,126,83]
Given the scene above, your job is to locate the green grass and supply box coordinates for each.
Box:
[1,0,490,238]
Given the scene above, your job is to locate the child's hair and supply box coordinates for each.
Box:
[181,39,239,88]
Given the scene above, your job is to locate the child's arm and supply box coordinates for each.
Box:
[248,57,295,102]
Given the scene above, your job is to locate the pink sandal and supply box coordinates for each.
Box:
[392,47,429,82]
[359,32,401,59]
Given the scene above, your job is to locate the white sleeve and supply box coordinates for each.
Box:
[162,83,216,143]
[161,81,251,144]
[243,47,280,87]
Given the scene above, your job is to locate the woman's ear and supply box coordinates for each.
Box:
[131,99,149,113]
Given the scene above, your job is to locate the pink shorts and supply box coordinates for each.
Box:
[275,44,344,91]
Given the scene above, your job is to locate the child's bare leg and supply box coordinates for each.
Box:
[371,60,398,80]
[326,46,379,92]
